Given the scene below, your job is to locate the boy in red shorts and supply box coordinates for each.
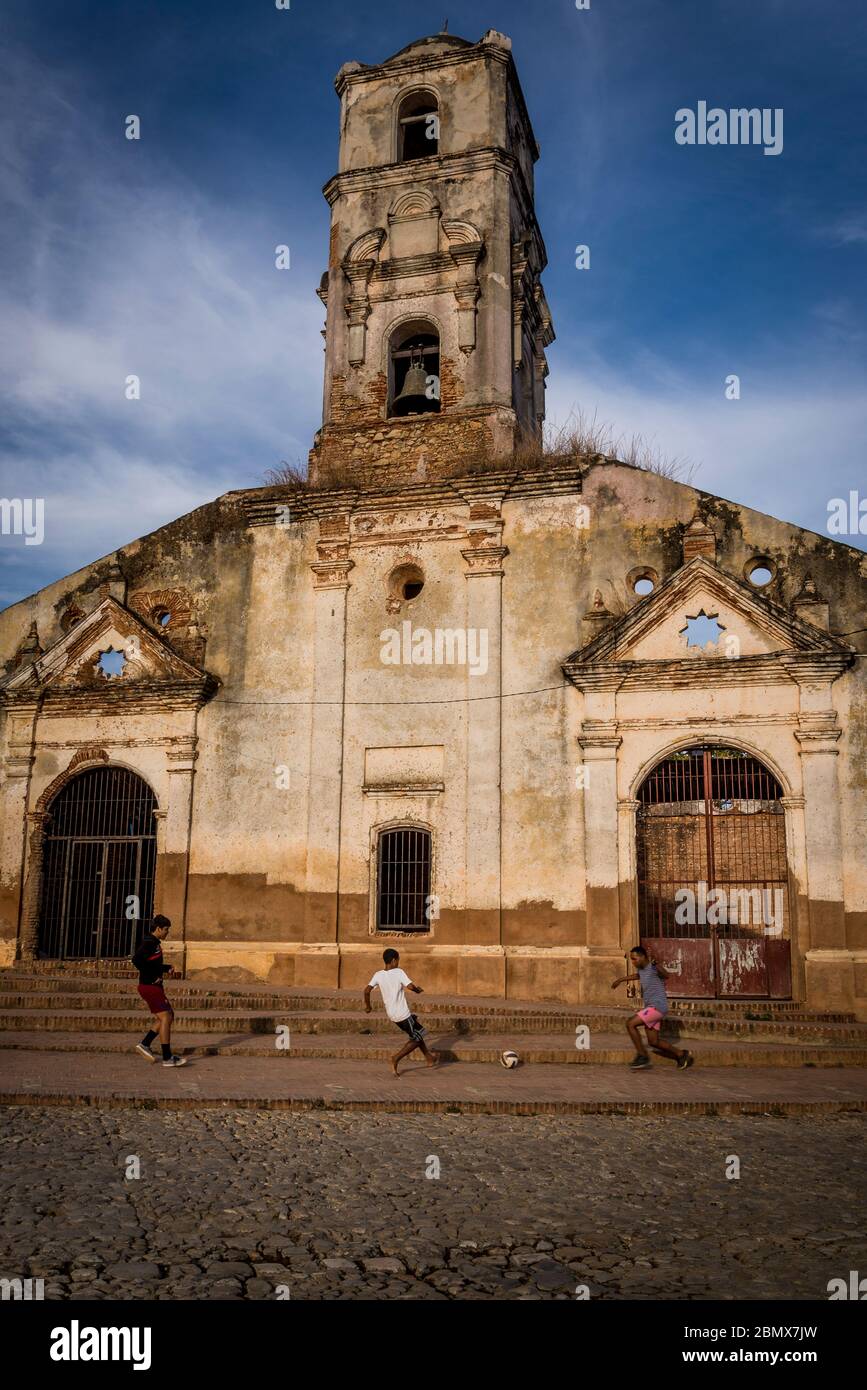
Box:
[611,945,693,1070]
[132,915,186,1067]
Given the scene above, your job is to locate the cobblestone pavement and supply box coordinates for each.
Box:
[1,1107,864,1301]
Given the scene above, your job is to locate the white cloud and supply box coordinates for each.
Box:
[0,42,325,606]
[545,365,867,546]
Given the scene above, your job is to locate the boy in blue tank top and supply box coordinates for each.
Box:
[612,945,694,1070]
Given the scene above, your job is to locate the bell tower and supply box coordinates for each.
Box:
[309,28,554,488]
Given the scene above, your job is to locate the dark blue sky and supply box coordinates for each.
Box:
[1,0,865,606]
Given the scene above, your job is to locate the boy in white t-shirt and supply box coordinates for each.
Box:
[364,949,438,1076]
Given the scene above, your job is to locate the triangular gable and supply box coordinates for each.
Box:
[2,596,215,702]
[564,556,853,690]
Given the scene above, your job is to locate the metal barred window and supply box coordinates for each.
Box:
[39,767,158,960]
[376,826,431,932]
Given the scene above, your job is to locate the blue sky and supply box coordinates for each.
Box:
[1,0,865,606]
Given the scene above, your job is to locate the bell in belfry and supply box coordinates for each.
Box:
[393,345,431,416]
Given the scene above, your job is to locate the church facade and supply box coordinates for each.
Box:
[1,30,865,1016]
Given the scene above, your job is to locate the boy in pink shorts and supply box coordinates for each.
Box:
[611,946,693,1070]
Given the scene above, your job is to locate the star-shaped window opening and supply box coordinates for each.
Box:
[97,647,128,679]
[680,610,726,650]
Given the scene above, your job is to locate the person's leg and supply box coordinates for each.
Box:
[417,1038,438,1068]
[626,1014,648,1058]
[391,1036,419,1076]
[647,1028,685,1063]
[157,1009,174,1059]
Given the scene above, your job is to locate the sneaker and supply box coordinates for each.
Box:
[628,1055,651,1069]
[162,1055,187,1068]
[135,1044,157,1063]
[677,1051,694,1070]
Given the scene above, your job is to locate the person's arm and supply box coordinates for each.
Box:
[407,982,423,994]
[652,961,670,981]
[131,939,150,970]
[611,972,640,989]
[363,983,376,1014]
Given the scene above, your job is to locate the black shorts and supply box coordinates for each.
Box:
[395,1014,426,1043]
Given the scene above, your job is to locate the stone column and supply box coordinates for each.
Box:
[780,795,808,1004]
[574,667,624,1002]
[783,652,854,1011]
[461,525,507,986]
[796,720,853,1011]
[0,741,36,963]
[302,516,353,963]
[617,798,642,951]
[158,743,198,969]
[18,810,48,962]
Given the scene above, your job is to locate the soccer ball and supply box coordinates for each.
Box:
[500,1050,519,1069]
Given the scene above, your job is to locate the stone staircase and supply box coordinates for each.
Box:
[2,962,865,1068]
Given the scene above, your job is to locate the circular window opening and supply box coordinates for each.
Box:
[627,566,659,599]
[152,608,172,628]
[60,607,84,632]
[388,562,425,607]
[746,560,774,588]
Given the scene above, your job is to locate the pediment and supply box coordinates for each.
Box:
[2,597,216,708]
[564,557,853,690]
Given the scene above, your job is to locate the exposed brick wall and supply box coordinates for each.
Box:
[311,356,505,488]
[310,413,498,489]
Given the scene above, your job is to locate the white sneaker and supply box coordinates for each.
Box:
[162,1055,187,1067]
[135,1044,157,1063]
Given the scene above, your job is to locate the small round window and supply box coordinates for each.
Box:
[388,562,425,607]
[627,566,659,599]
[746,560,774,588]
[152,608,172,628]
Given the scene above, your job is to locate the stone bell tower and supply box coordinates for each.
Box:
[308,28,554,488]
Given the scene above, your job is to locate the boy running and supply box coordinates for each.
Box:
[364,949,438,1076]
[132,914,187,1067]
[611,945,693,1070]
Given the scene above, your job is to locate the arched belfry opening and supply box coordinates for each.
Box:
[397,90,439,161]
[389,321,441,417]
[636,744,792,999]
[38,766,158,960]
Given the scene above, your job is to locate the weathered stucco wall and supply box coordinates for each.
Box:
[2,460,864,1013]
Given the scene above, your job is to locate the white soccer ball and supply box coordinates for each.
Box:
[500,1050,519,1069]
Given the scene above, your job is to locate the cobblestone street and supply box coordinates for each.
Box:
[1,1107,864,1301]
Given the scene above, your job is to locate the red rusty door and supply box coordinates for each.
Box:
[636,746,791,999]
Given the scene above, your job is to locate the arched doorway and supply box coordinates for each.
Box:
[636,744,792,999]
[38,767,158,960]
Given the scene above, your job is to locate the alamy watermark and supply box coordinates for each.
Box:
[676,102,783,157]
[380,622,489,677]
[674,880,784,935]
[0,498,44,546]
[827,491,867,537]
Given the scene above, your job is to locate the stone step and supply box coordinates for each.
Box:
[2,969,857,1025]
[1,1050,866,1116]
[1,1006,865,1049]
[2,1029,866,1068]
[2,972,861,1034]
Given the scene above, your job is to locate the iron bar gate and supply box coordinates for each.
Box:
[39,767,158,960]
[636,745,791,998]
